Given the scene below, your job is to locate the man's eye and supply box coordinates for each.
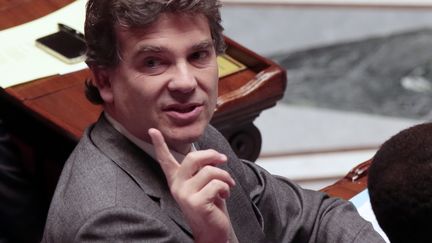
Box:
[138,57,168,75]
[189,50,214,68]
[190,51,209,61]
[144,58,162,68]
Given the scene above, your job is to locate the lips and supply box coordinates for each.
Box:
[163,103,204,124]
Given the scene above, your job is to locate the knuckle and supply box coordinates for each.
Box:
[219,169,230,178]
[188,197,201,208]
[206,148,217,154]
[200,165,214,173]
[208,149,220,157]
[187,151,199,161]
[170,182,183,197]
[210,179,226,189]
[210,166,230,178]
[175,190,188,202]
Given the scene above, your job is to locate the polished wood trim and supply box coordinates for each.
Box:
[320,160,370,200]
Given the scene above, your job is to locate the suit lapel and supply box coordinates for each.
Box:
[196,127,267,242]
[90,116,266,242]
[224,166,267,243]
[89,116,193,236]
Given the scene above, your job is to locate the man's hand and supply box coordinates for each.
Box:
[148,128,237,243]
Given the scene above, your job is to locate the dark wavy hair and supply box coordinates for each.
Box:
[368,123,432,243]
[84,0,226,104]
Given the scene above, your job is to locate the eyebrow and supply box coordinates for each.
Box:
[135,45,164,54]
[129,45,165,63]
[131,39,214,61]
[136,39,213,54]
[191,40,214,51]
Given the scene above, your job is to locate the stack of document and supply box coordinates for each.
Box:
[0,0,87,88]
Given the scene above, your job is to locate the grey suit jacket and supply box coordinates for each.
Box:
[42,115,384,242]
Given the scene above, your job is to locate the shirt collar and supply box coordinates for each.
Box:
[104,113,195,163]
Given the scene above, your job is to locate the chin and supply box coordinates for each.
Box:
[170,124,206,144]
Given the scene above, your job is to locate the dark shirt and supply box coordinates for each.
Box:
[0,120,44,243]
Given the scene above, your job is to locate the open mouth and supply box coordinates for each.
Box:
[165,103,200,113]
[163,103,204,123]
[175,105,197,113]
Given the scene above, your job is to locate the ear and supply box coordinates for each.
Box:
[90,66,114,103]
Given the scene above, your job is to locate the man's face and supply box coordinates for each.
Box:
[99,13,219,153]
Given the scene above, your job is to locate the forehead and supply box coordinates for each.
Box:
[115,13,212,52]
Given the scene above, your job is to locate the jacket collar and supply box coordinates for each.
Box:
[89,115,193,235]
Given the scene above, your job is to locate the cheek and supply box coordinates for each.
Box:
[112,76,152,111]
[201,70,219,116]
[202,65,219,95]
[210,71,220,100]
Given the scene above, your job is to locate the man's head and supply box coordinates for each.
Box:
[84,0,225,69]
[84,0,225,153]
[368,123,432,243]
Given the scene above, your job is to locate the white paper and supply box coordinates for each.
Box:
[350,189,390,242]
[0,0,87,88]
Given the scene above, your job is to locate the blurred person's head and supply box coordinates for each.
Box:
[368,123,432,243]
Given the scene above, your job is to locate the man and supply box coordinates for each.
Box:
[368,123,432,243]
[42,0,385,242]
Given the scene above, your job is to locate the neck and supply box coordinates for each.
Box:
[169,141,192,155]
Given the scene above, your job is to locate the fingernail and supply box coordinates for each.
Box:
[231,178,236,186]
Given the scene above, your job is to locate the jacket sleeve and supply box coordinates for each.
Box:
[232,159,385,243]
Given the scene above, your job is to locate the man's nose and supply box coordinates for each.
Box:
[168,62,197,93]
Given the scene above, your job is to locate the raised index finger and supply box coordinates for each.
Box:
[148,128,180,184]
